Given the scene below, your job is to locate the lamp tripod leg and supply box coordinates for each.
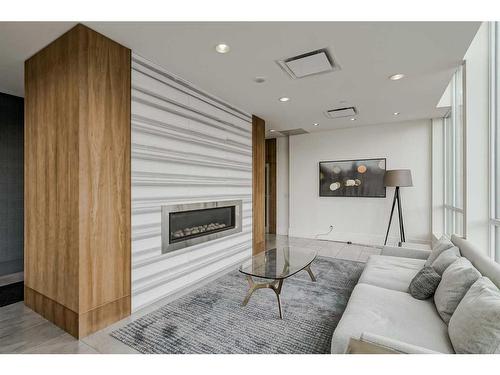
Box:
[384,189,398,245]
[396,187,405,244]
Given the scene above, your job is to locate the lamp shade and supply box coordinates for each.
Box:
[384,169,413,187]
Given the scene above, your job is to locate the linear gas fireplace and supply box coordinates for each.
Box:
[161,200,243,253]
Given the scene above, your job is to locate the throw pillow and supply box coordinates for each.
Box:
[431,246,461,275]
[408,266,442,300]
[449,277,500,353]
[434,257,481,324]
[425,235,455,267]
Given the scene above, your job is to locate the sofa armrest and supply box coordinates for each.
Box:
[352,332,442,354]
[381,245,431,260]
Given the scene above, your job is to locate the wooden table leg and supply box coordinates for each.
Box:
[304,265,316,282]
[242,276,285,319]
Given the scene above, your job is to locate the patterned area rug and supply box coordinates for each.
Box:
[111,257,364,354]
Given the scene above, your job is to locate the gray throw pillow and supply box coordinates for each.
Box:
[408,266,441,300]
[425,235,455,267]
[434,257,481,324]
[449,277,500,353]
[431,246,461,275]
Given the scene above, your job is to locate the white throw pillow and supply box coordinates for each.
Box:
[425,235,455,267]
[434,257,481,324]
[449,277,500,354]
[431,246,461,275]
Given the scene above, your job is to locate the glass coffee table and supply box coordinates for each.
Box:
[239,247,317,319]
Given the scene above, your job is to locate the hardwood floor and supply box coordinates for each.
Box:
[0,236,380,354]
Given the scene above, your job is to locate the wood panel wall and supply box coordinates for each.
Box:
[265,138,277,234]
[252,116,265,254]
[24,24,131,338]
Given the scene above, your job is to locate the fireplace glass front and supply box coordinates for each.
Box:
[169,206,235,243]
[161,200,243,254]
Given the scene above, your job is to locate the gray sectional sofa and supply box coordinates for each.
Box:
[331,235,500,354]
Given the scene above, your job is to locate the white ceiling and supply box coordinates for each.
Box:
[0,22,480,133]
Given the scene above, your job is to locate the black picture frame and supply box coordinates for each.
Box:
[319,158,387,198]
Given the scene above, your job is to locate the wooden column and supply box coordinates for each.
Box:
[265,138,277,234]
[252,115,266,254]
[24,24,131,338]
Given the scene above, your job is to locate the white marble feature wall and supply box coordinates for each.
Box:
[131,55,253,311]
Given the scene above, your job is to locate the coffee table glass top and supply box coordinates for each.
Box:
[239,247,317,280]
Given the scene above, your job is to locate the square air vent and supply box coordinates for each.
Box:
[277,128,309,136]
[277,48,340,80]
[325,107,357,119]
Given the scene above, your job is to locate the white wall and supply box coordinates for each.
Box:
[289,120,432,245]
[276,136,289,235]
[464,22,490,253]
[131,55,252,311]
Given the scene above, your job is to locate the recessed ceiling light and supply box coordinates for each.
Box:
[313,123,320,126]
[270,129,275,132]
[389,73,405,81]
[254,76,266,83]
[393,112,400,116]
[279,97,290,102]
[350,118,356,121]
[215,43,230,54]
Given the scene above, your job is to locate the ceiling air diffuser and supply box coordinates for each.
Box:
[277,48,340,79]
[324,107,357,119]
[277,128,309,136]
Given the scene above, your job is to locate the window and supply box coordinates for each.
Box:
[443,64,466,237]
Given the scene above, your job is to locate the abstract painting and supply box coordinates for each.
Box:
[319,158,386,197]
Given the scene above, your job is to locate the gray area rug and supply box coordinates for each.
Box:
[111,257,364,354]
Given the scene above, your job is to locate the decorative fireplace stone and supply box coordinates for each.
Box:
[161,200,243,254]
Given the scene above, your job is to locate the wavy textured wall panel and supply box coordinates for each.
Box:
[131,55,253,311]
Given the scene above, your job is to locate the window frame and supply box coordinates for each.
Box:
[489,21,500,262]
[443,62,467,238]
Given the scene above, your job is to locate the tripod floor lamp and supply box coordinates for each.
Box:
[384,169,413,246]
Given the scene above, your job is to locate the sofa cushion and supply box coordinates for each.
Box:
[331,283,454,354]
[432,246,460,275]
[408,266,441,300]
[358,255,425,292]
[448,277,500,354]
[425,235,455,267]
[451,235,500,289]
[434,257,481,324]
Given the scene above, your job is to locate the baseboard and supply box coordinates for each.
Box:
[24,286,131,339]
[79,295,131,338]
[24,286,79,338]
[288,229,431,247]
